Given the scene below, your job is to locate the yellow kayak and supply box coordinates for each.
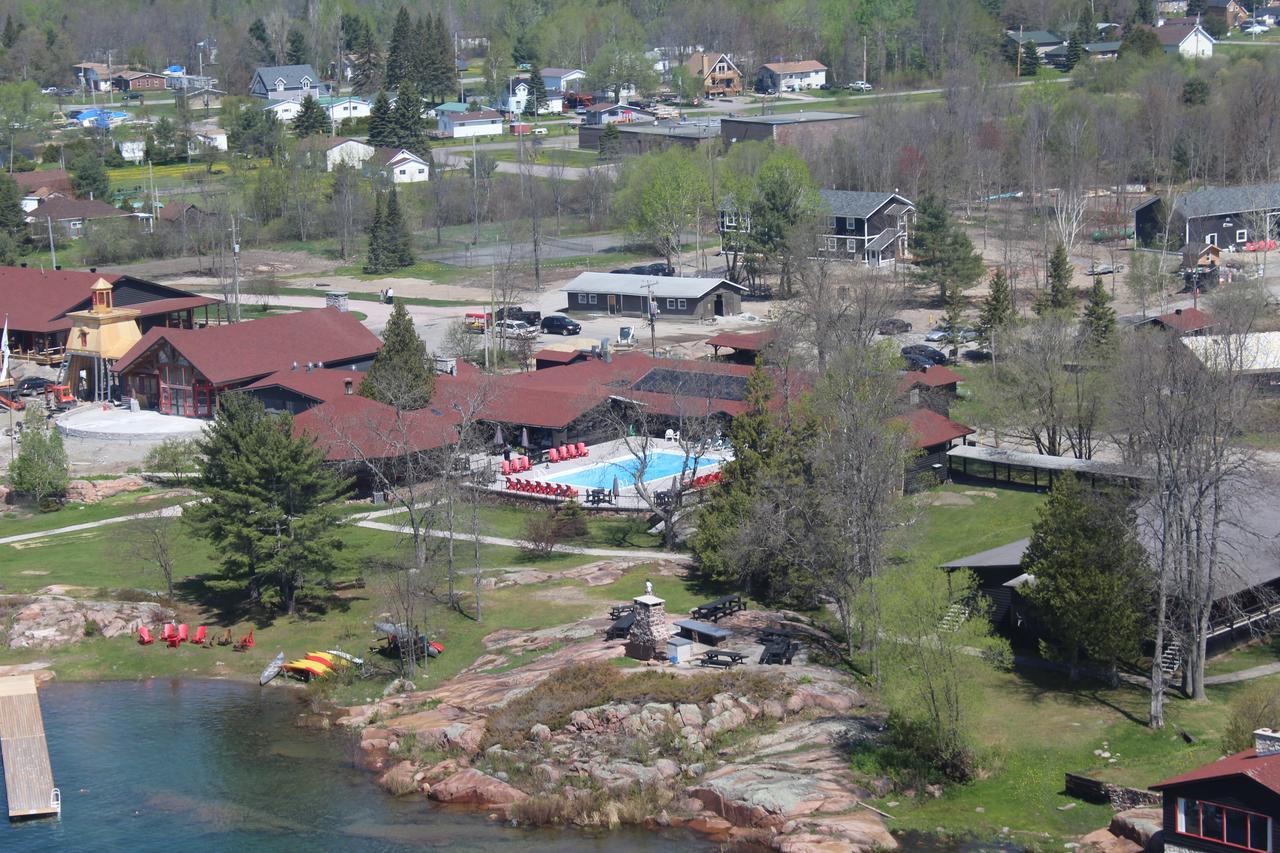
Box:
[283,659,333,679]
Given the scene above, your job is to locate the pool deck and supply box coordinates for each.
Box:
[0,674,59,820]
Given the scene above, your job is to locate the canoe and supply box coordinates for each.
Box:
[283,659,333,680]
[259,652,285,686]
[305,652,343,668]
[326,649,364,666]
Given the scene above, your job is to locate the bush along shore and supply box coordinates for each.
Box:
[332,621,900,853]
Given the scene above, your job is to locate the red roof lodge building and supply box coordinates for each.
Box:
[114,308,380,418]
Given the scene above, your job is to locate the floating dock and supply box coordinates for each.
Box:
[0,674,59,820]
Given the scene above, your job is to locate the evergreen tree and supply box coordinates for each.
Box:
[1021,39,1041,76]
[910,194,985,302]
[364,191,386,273]
[1021,475,1151,680]
[350,19,382,96]
[384,187,414,268]
[431,13,457,103]
[1183,77,1210,106]
[7,408,69,508]
[1120,26,1162,58]
[360,301,434,409]
[368,91,395,147]
[977,267,1015,351]
[186,393,350,614]
[598,123,621,161]
[1035,243,1075,315]
[525,68,548,116]
[1134,0,1155,23]
[1186,0,1206,14]
[385,6,415,91]
[248,18,275,65]
[290,94,328,137]
[1064,33,1084,71]
[1083,276,1116,351]
[285,28,308,66]
[69,153,108,200]
[0,172,26,235]
[1,14,22,49]
[390,81,425,152]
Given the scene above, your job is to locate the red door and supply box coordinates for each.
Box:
[159,383,171,414]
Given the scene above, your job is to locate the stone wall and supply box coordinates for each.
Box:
[1065,772,1161,810]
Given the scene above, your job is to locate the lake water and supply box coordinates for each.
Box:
[2,679,708,852]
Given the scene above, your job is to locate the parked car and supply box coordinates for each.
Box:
[901,344,947,365]
[877,318,912,335]
[641,262,675,276]
[924,325,977,344]
[56,86,76,97]
[574,107,587,115]
[495,306,541,325]
[541,315,582,336]
[902,353,933,371]
[1244,23,1270,34]
[41,86,57,95]
[496,319,539,340]
[1085,262,1123,276]
[962,349,993,363]
[16,376,56,396]
[846,81,873,92]
[819,83,832,90]
[531,126,547,136]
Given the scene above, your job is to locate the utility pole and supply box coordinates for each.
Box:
[863,35,868,84]
[471,134,479,244]
[230,215,242,322]
[46,217,56,268]
[1016,25,1023,77]
[644,282,658,356]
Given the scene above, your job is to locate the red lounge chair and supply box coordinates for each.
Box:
[559,444,571,459]
[192,626,207,645]
[520,456,531,472]
[160,622,176,642]
[177,624,189,644]
[549,448,561,463]
[576,442,588,457]
[138,626,154,645]
[233,629,255,651]
[501,460,512,476]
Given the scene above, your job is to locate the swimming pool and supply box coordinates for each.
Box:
[548,451,718,491]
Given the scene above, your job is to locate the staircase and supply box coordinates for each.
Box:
[939,603,970,633]
[1160,638,1183,676]
[54,356,69,383]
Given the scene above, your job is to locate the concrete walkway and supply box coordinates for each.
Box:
[0,503,187,546]
[354,518,689,561]
[1204,661,1280,685]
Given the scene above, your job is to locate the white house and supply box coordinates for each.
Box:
[326,138,376,170]
[373,148,430,183]
[264,99,303,122]
[497,79,562,115]
[1151,19,1215,58]
[319,96,371,124]
[582,102,656,126]
[540,67,586,93]
[118,139,146,164]
[756,60,827,91]
[438,107,504,138]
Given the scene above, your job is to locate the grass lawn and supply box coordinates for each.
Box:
[1206,634,1280,676]
[489,147,601,168]
[377,503,663,550]
[0,489,191,538]
[895,483,1044,569]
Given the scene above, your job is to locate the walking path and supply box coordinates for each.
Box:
[0,503,187,546]
[1204,661,1280,685]
[354,518,688,561]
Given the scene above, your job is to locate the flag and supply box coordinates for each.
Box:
[0,314,9,383]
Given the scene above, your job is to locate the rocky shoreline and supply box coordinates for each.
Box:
[333,608,900,853]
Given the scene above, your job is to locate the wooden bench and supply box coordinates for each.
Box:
[699,650,746,668]
[609,604,635,621]
[691,594,745,623]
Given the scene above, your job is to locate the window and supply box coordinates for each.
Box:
[418,168,425,174]
[826,236,838,252]
[828,216,838,230]
[588,293,598,304]
[848,238,858,253]
[724,212,736,227]
[677,299,687,309]
[577,293,588,304]
[1207,233,1218,246]
[667,298,677,309]
[398,169,406,176]
[1178,798,1272,852]
[1237,229,1249,243]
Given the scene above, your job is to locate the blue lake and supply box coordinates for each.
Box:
[1,679,709,852]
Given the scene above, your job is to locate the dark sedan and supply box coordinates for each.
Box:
[900,344,948,365]
[541,315,582,336]
[16,376,56,396]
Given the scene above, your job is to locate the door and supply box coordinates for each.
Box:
[1206,233,1218,247]
[714,294,725,317]
[159,382,171,414]
[607,294,619,315]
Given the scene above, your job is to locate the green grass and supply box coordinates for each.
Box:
[0,489,190,538]
[894,483,1045,569]
[379,504,662,550]
[1206,634,1280,676]
[489,147,601,168]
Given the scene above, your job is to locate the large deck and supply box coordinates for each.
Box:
[0,674,59,820]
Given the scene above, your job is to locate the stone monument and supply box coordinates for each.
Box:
[624,583,671,661]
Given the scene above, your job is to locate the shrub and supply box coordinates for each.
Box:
[1223,681,1280,753]
[555,500,588,539]
[520,508,565,555]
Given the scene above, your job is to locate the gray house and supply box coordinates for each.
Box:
[1134,183,1280,250]
[560,273,746,319]
[249,64,323,101]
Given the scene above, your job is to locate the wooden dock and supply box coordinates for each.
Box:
[0,675,59,820]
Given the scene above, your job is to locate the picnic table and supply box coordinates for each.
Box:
[586,488,615,506]
[757,626,799,644]
[609,604,635,621]
[758,638,800,665]
[674,618,732,646]
[606,611,635,640]
[691,594,745,623]
[699,649,746,668]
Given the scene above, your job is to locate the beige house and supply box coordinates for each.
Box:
[684,52,743,96]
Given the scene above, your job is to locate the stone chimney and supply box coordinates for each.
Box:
[1255,729,1280,756]
[625,586,672,661]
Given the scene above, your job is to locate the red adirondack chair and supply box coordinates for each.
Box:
[549,447,561,463]
[160,622,176,642]
[192,626,207,646]
[234,629,255,651]
[177,624,189,645]
[137,625,154,645]
[576,442,588,457]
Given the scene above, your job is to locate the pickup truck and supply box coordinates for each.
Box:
[494,306,542,325]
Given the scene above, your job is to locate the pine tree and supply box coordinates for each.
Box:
[599,122,621,161]
[364,191,386,273]
[977,267,1015,350]
[360,301,435,409]
[390,81,425,152]
[1064,33,1084,71]
[526,68,548,116]
[285,28,308,65]
[385,6,415,90]
[1,14,21,49]
[1035,243,1075,315]
[368,91,394,147]
[910,194,985,302]
[69,153,108,200]
[186,393,350,615]
[384,187,414,268]
[1083,276,1116,351]
[291,95,328,137]
[350,19,383,96]
[1021,475,1151,680]
[0,173,26,235]
[432,13,456,103]
[249,18,274,65]
[413,16,436,97]
[1021,39,1041,76]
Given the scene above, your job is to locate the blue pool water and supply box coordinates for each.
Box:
[548,451,715,491]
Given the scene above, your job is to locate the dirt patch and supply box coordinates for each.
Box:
[924,492,974,507]
[961,490,998,499]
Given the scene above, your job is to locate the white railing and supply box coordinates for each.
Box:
[50,787,61,814]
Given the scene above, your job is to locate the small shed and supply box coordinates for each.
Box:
[561,273,746,320]
[705,328,775,363]
[533,347,591,371]
[673,619,731,646]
